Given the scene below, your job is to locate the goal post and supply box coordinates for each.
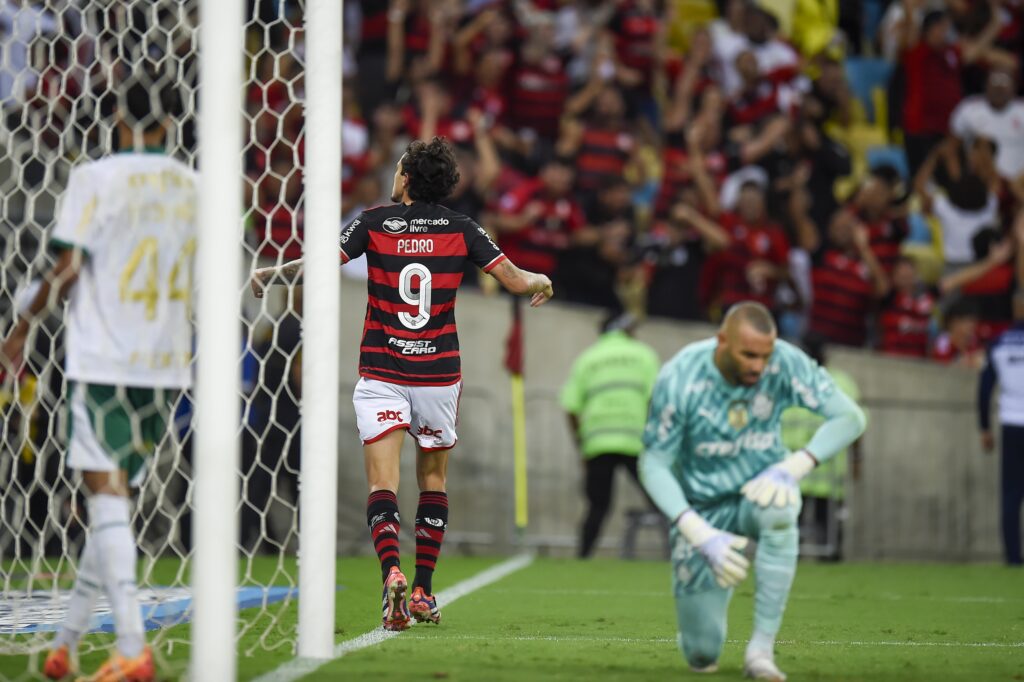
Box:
[191,0,244,679]
[0,0,321,676]
[298,0,342,661]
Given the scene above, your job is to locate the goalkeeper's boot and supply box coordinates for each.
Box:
[76,645,153,682]
[690,663,719,674]
[42,645,74,680]
[409,586,441,624]
[744,652,786,682]
[381,566,412,631]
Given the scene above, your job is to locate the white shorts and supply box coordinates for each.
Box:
[353,377,462,451]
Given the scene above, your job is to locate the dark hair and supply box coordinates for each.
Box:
[119,72,180,132]
[922,10,947,34]
[870,164,902,187]
[972,226,1000,261]
[401,137,460,203]
[972,135,999,156]
[948,174,989,211]
[600,311,636,334]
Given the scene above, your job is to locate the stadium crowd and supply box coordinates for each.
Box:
[3,0,1023,366]
[317,0,1021,368]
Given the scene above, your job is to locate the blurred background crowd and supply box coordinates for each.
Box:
[4,0,1024,365]
[1,0,1022,557]
[323,0,1024,367]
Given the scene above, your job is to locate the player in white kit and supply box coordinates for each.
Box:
[1,80,195,682]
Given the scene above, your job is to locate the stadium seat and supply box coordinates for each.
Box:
[844,58,892,125]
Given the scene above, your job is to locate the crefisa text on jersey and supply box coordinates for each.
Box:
[388,337,437,355]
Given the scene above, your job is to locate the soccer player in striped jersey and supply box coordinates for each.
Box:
[252,137,552,630]
[640,302,866,680]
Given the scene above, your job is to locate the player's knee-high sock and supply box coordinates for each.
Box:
[54,537,102,650]
[367,490,401,581]
[413,491,448,594]
[87,494,145,658]
[675,586,731,668]
[748,502,800,658]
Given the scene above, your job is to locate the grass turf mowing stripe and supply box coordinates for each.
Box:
[251,554,534,682]
[425,634,1024,649]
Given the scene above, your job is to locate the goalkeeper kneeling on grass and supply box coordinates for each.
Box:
[639,301,866,681]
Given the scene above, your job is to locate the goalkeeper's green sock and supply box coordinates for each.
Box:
[747,503,799,658]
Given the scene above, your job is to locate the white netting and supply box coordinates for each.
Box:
[0,1,306,677]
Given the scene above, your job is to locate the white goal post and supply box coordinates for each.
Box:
[0,0,341,676]
[192,0,244,680]
[297,0,342,662]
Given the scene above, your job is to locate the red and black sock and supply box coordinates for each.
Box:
[413,491,448,595]
[367,490,401,582]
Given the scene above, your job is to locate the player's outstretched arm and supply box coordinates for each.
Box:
[489,259,553,307]
[251,258,304,298]
[0,250,82,371]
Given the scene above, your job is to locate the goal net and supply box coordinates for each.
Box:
[0,0,305,675]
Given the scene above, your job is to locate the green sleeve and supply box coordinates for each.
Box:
[639,367,690,521]
[804,389,868,464]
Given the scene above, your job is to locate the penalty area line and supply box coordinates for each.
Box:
[250,554,535,682]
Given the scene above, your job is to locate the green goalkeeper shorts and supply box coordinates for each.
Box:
[67,381,177,485]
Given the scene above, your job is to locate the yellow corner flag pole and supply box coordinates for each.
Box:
[511,372,528,531]
[504,297,528,536]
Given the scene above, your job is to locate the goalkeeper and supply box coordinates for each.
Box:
[639,302,866,681]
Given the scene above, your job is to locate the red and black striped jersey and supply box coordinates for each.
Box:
[878,288,937,358]
[809,248,874,347]
[339,202,507,387]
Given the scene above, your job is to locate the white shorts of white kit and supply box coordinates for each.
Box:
[353,377,462,451]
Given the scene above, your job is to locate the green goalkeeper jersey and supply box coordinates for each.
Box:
[640,337,863,519]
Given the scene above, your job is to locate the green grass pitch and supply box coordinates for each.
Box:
[1,557,1022,681]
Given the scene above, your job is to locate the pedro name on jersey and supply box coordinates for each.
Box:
[339,203,506,386]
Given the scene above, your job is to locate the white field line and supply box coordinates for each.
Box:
[431,633,1024,649]
[485,587,1020,604]
[250,554,534,682]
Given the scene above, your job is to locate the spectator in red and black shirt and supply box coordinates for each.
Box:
[932,299,984,368]
[641,185,712,321]
[508,28,569,142]
[728,50,793,129]
[796,205,891,347]
[878,256,938,358]
[495,157,586,278]
[900,8,1011,175]
[604,0,665,121]
[557,83,638,199]
[843,172,909,275]
[695,180,791,316]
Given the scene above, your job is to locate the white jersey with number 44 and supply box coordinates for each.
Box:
[50,153,198,389]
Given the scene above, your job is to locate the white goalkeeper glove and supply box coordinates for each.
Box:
[677,509,750,588]
[741,450,817,509]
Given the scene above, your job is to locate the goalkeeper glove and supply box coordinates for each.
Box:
[677,509,750,588]
[740,450,817,509]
